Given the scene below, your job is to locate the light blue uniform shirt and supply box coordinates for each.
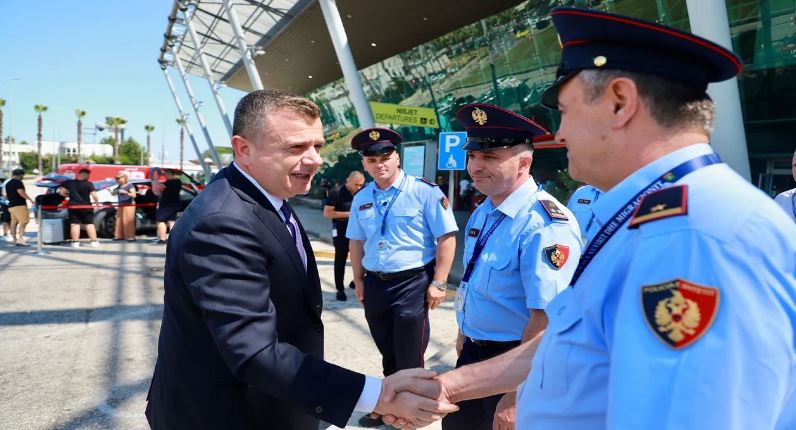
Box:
[517,144,796,429]
[566,184,601,244]
[456,178,582,341]
[347,170,458,272]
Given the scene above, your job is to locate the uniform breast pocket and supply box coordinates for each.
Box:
[481,254,511,296]
[358,208,377,235]
[391,207,419,231]
[533,292,582,399]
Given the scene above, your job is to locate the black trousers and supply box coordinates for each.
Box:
[363,265,433,376]
[442,338,520,430]
[332,235,349,292]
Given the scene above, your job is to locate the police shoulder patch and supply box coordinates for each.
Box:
[439,196,450,210]
[641,279,719,349]
[539,200,568,221]
[417,177,438,187]
[359,203,373,211]
[543,244,570,269]
[628,185,688,229]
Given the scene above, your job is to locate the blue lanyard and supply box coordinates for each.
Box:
[570,153,721,287]
[791,193,795,219]
[462,211,508,282]
[374,174,407,237]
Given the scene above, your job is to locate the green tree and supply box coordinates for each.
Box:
[144,124,155,165]
[0,98,5,172]
[34,104,48,173]
[119,137,143,165]
[19,151,53,173]
[105,116,127,163]
[202,146,232,160]
[176,118,186,170]
[75,109,86,163]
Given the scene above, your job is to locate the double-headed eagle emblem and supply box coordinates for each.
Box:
[368,130,380,141]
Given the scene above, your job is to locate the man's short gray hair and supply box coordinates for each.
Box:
[232,89,321,140]
[579,69,716,135]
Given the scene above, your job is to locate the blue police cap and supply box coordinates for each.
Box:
[541,7,742,109]
[455,103,552,151]
[351,128,402,156]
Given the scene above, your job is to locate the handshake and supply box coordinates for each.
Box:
[370,368,458,429]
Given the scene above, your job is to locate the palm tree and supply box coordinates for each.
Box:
[75,109,86,163]
[144,124,155,165]
[0,98,6,172]
[175,118,186,171]
[34,104,48,173]
[106,116,127,164]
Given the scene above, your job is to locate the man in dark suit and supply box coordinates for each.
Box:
[145,89,456,430]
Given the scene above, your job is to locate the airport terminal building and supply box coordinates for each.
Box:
[162,0,795,195]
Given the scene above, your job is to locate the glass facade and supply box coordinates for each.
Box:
[310,0,796,198]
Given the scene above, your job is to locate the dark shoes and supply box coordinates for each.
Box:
[336,291,347,301]
[357,414,383,427]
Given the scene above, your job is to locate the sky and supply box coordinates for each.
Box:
[0,1,247,163]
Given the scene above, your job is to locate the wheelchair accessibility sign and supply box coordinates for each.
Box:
[438,132,466,171]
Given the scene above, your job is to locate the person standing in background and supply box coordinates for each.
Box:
[64,168,100,248]
[347,127,458,427]
[111,173,138,241]
[154,169,182,245]
[5,168,34,246]
[323,170,366,301]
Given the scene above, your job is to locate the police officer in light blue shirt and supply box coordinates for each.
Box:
[347,127,458,427]
[566,184,601,244]
[417,8,796,430]
[442,104,581,430]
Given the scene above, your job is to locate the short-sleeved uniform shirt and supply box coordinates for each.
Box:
[566,184,601,244]
[346,170,458,272]
[774,188,796,223]
[516,144,796,429]
[456,179,582,341]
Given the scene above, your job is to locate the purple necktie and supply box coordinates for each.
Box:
[280,201,307,271]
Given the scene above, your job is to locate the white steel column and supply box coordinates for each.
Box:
[172,54,223,168]
[186,18,233,137]
[318,0,375,129]
[222,0,264,91]
[162,67,211,180]
[686,0,751,180]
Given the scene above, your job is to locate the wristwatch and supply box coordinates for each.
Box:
[431,280,448,292]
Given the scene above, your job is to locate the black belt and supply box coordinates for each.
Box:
[467,337,521,349]
[366,267,425,281]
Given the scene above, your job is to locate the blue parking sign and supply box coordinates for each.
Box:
[438,132,467,171]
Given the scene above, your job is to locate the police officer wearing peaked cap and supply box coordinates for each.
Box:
[442,104,582,430]
[346,127,458,427]
[421,7,796,430]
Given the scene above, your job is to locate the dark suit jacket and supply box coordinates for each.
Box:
[146,165,365,429]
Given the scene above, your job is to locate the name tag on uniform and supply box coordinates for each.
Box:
[468,228,480,237]
[578,198,591,204]
[377,240,387,251]
[359,203,373,210]
[455,281,468,312]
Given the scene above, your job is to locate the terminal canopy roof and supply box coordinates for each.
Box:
[161,0,525,94]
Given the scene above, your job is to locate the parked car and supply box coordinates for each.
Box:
[35,174,199,238]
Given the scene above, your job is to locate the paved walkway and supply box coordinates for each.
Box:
[0,215,458,429]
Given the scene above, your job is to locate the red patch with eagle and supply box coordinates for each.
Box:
[543,244,570,269]
[641,279,719,349]
[440,196,450,210]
